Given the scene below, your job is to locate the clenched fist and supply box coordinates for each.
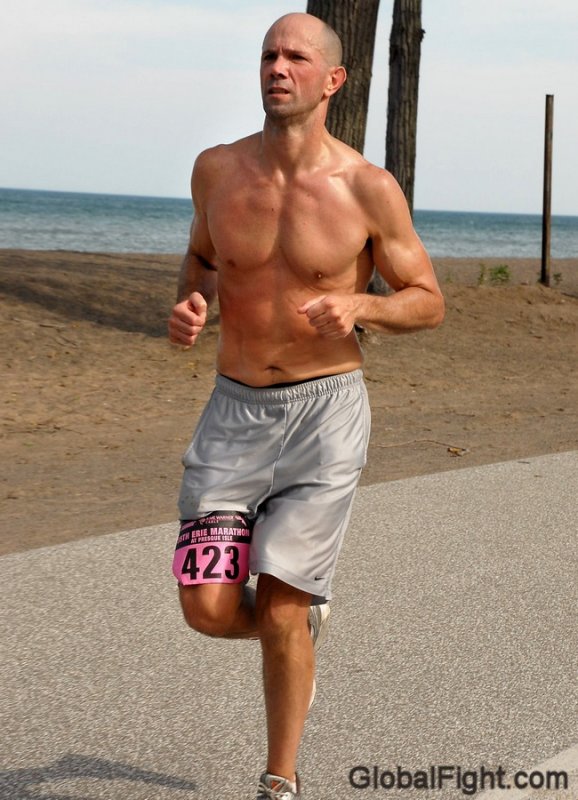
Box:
[298,294,359,339]
[168,291,208,347]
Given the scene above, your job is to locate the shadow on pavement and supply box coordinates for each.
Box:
[0,753,197,799]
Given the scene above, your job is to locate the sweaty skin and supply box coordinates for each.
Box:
[168,17,444,387]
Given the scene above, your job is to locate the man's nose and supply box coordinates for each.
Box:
[270,57,288,77]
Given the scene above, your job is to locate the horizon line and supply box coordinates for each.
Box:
[1,185,576,219]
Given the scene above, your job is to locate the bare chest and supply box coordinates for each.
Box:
[206,173,369,280]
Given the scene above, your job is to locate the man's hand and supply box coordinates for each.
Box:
[168,291,208,347]
[298,295,359,339]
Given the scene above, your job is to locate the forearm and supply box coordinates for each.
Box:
[176,251,218,304]
[355,286,445,334]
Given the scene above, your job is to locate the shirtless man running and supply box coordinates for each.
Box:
[168,12,444,799]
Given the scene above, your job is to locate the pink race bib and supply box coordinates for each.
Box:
[173,511,252,585]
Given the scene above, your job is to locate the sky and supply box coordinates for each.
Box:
[1,0,577,214]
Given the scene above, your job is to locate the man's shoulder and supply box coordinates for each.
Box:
[191,134,261,201]
[328,141,412,235]
[346,157,407,216]
[329,137,399,196]
[194,133,261,172]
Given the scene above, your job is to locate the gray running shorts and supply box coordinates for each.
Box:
[177,369,371,599]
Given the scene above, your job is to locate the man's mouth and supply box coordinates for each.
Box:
[268,86,290,95]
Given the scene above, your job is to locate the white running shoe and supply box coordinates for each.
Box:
[256,772,301,799]
[308,602,330,651]
[307,602,330,708]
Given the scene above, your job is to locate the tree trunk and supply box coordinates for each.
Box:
[385,0,424,215]
[306,0,380,153]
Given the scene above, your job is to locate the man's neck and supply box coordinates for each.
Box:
[260,117,332,176]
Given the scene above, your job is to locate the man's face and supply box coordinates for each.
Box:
[260,17,333,121]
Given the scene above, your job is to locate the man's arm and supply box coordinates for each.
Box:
[299,167,444,338]
[176,241,218,305]
[168,154,219,347]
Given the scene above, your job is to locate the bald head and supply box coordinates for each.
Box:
[263,13,343,67]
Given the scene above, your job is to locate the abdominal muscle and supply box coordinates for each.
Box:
[215,269,364,387]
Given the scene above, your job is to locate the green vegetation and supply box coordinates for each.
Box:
[489,264,511,285]
[478,263,511,286]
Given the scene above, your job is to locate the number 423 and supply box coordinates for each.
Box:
[181,544,240,581]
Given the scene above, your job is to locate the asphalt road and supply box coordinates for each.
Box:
[1,451,576,800]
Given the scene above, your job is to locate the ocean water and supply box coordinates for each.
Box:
[0,187,577,259]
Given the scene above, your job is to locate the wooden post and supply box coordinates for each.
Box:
[541,94,554,286]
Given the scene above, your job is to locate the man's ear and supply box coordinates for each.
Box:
[325,65,347,97]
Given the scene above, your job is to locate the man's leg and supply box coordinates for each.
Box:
[178,582,258,639]
[255,573,314,783]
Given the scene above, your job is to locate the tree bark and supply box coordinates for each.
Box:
[306,0,380,153]
[385,0,424,215]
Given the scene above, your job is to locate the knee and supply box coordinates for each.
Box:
[256,581,310,643]
[178,584,238,638]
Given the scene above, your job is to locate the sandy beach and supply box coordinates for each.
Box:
[1,249,577,556]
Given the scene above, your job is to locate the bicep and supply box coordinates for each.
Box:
[176,149,224,303]
[371,230,439,295]
[368,174,440,295]
[177,205,218,302]
[187,211,217,269]
[188,149,220,267]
